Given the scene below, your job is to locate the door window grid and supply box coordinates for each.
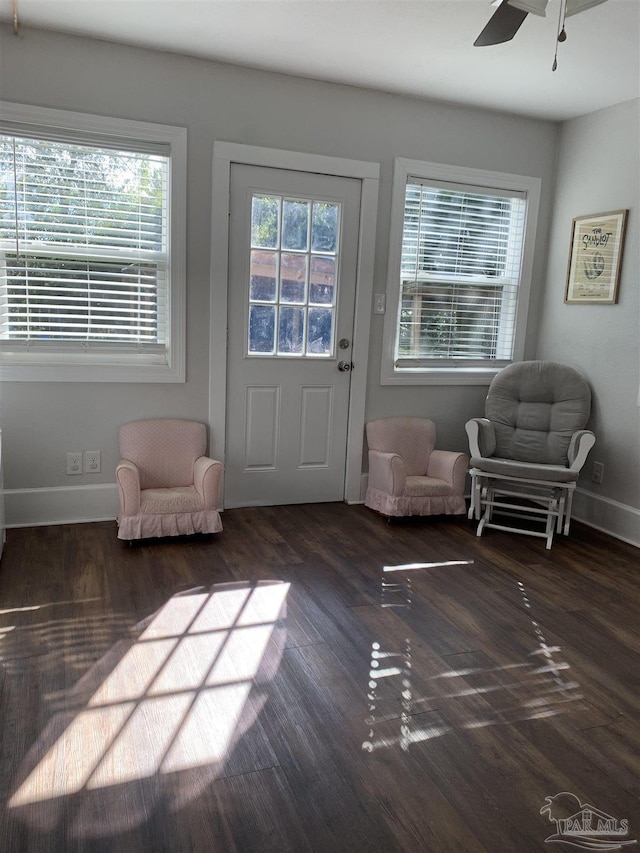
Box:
[247,194,340,357]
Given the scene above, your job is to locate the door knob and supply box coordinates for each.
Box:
[337,361,352,372]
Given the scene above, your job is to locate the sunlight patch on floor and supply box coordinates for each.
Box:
[363,572,584,754]
[9,581,289,808]
[383,561,474,573]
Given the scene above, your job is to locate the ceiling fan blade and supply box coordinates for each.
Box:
[474,0,529,46]
[565,0,607,17]
[507,0,549,15]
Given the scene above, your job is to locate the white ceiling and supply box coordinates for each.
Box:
[3,0,639,121]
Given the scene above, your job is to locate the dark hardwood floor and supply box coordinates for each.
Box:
[0,504,638,852]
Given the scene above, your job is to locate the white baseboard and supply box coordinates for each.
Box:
[4,481,637,549]
[4,483,119,528]
[572,488,640,548]
[356,474,638,548]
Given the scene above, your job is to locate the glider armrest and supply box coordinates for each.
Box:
[568,430,596,472]
[465,418,496,459]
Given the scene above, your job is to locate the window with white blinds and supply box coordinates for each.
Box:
[1,137,167,342]
[0,102,186,382]
[398,179,526,366]
[381,159,540,385]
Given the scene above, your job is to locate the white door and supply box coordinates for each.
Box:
[225,164,362,508]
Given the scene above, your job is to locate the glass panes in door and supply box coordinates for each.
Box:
[248,195,340,357]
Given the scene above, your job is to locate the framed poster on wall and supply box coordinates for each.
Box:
[565,209,628,304]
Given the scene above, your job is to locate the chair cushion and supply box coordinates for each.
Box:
[140,486,204,514]
[486,361,591,466]
[470,457,580,483]
[404,476,455,497]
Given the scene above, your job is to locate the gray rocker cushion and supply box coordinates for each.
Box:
[486,361,591,466]
[469,456,580,482]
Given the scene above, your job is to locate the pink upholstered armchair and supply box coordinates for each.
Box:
[365,417,468,518]
[116,419,223,541]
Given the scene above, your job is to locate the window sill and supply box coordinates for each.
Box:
[380,366,503,386]
[0,357,185,383]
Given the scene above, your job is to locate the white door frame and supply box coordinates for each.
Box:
[209,142,380,506]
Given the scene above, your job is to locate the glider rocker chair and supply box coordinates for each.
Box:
[117,419,223,541]
[365,417,468,518]
[466,361,595,549]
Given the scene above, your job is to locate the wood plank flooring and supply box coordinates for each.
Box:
[0,505,638,852]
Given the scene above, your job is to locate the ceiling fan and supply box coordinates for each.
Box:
[474,0,608,48]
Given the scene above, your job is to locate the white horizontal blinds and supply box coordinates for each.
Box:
[397,178,527,365]
[0,134,168,347]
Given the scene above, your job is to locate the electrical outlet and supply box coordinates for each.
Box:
[592,461,604,484]
[84,450,101,474]
[67,452,83,475]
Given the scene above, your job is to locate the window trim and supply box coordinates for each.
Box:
[381,158,541,386]
[0,101,186,382]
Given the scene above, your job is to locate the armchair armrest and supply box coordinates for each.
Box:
[465,418,496,459]
[568,430,596,472]
[116,459,140,516]
[368,450,407,497]
[194,456,224,509]
[427,450,469,494]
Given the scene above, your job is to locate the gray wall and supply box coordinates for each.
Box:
[535,98,640,515]
[0,25,559,497]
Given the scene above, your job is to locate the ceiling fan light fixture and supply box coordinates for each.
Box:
[506,0,549,16]
[565,0,607,17]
